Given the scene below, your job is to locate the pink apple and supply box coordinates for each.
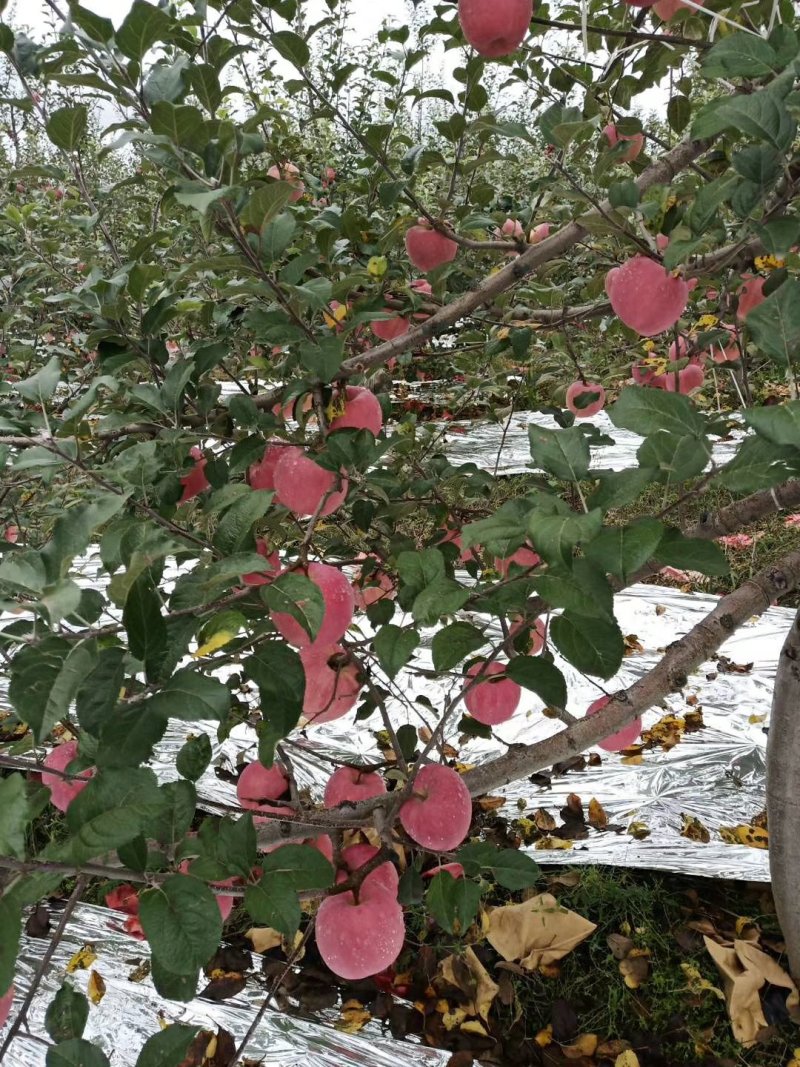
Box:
[270,562,354,648]
[405,223,458,272]
[410,278,433,297]
[236,760,292,815]
[179,447,210,503]
[242,538,281,587]
[586,695,642,751]
[106,883,139,915]
[439,527,482,566]
[0,985,15,1029]
[267,161,304,202]
[631,360,666,388]
[422,862,465,879]
[566,380,606,418]
[602,124,645,162]
[42,741,93,812]
[315,884,405,979]
[340,843,399,896]
[249,442,286,491]
[605,256,691,336]
[399,764,472,851]
[510,616,547,655]
[272,447,348,517]
[464,661,521,725]
[494,544,541,577]
[324,766,387,808]
[301,644,362,724]
[500,218,525,239]
[352,555,395,610]
[372,313,410,342]
[529,222,550,243]
[736,275,766,321]
[328,386,383,436]
[653,0,704,18]
[664,361,705,394]
[457,0,533,57]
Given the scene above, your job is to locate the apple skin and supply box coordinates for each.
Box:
[179,448,210,503]
[324,766,386,807]
[464,661,521,725]
[236,760,291,815]
[736,275,766,321]
[301,644,361,724]
[529,222,550,243]
[605,256,690,336]
[328,386,383,436]
[42,741,93,812]
[267,161,304,201]
[270,562,355,650]
[315,885,405,980]
[664,361,705,394]
[457,0,533,57]
[602,124,644,162]
[272,446,348,518]
[0,984,15,1029]
[566,380,606,418]
[248,442,286,491]
[405,224,457,272]
[653,0,703,18]
[340,843,399,896]
[372,314,410,342]
[399,764,472,851]
[494,544,540,577]
[509,616,547,655]
[586,695,642,751]
[242,537,281,587]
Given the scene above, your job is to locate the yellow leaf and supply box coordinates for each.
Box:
[562,1033,598,1059]
[336,999,371,1033]
[486,893,595,970]
[193,629,237,658]
[719,824,769,849]
[535,1025,553,1047]
[245,927,282,953]
[460,1020,489,1037]
[205,1035,218,1060]
[681,962,725,1001]
[367,255,388,277]
[588,798,608,829]
[627,820,650,840]
[67,945,97,973]
[442,1007,468,1030]
[534,836,573,850]
[615,1052,641,1067]
[680,813,711,843]
[87,969,106,1005]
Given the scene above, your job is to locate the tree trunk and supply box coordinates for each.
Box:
[767,608,800,982]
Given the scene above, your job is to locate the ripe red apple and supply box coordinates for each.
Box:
[315,884,405,980]
[272,446,348,517]
[352,554,395,610]
[586,695,642,751]
[270,562,355,649]
[664,361,704,394]
[0,984,15,1029]
[457,0,533,57]
[605,256,690,336]
[464,661,521,725]
[328,386,383,436]
[499,218,525,239]
[603,124,645,162]
[736,275,766,321]
[301,644,362,723]
[248,442,286,491]
[236,759,292,815]
[653,0,703,17]
[399,764,472,851]
[509,616,547,655]
[42,741,93,812]
[566,380,606,418]
[410,278,433,297]
[242,537,281,587]
[340,843,399,896]
[372,313,410,342]
[494,544,540,577]
[106,883,140,915]
[267,161,304,201]
[529,222,550,243]
[439,527,482,566]
[405,222,458,272]
[422,862,465,879]
[324,766,387,808]
[179,446,210,503]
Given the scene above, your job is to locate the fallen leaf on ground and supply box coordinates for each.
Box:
[681,962,725,1000]
[704,936,800,1044]
[439,946,499,1022]
[336,999,371,1033]
[615,1052,641,1067]
[561,1033,598,1059]
[681,814,711,843]
[245,927,282,953]
[627,821,650,840]
[534,837,573,851]
[588,798,608,829]
[719,824,769,849]
[87,969,106,1005]
[67,945,97,973]
[486,893,596,970]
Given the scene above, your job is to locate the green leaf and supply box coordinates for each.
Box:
[115,0,172,60]
[45,984,89,1043]
[40,493,128,584]
[485,849,540,890]
[588,468,658,512]
[667,95,691,134]
[0,896,21,996]
[550,612,624,679]
[15,355,61,403]
[149,959,198,1003]
[189,64,222,112]
[76,646,126,737]
[96,700,168,770]
[692,84,796,152]
[259,212,296,263]
[262,844,335,890]
[715,436,800,493]
[271,30,310,66]
[745,401,800,447]
[245,644,304,764]
[425,872,481,934]
[527,508,603,567]
[0,774,29,859]
[653,528,730,576]
[374,624,419,678]
[150,781,197,847]
[45,106,88,152]
[244,875,300,937]
[505,656,567,709]
[47,1040,110,1067]
[412,577,470,626]
[149,102,205,148]
[731,144,782,187]
[609,387,705,438]
[585,519,664,583]
[135,1024,201,1067]
[241,182,294,231]
[532,560,613,619]
[528,424,590,482]
[173,184,231,216]
[636,432,711,485]
[431,622,485,671]
[397,548,445,594]
[139,875,223,975]
[701,32,781,80]
[9,638,95,743]
[146,669,231,722]
[461,500,527,553]
[746,280,800,366]
[123,575,167,679]
[264,573,324,643]
[65,768,165,862]
[176,734,212,781]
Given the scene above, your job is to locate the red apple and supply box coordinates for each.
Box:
[653,0,704,17]
[464,661,521,725]
[315,884,405,979]
[0,985,15,1029]
[179,447,210,503]
[410,278,433,297]
[340,843,399,896]
[405,223,458,272]
[494,544,540,576]
[242,537,281,587]
[324,766,387,807]
[664,361,704,394]
[270,562,354,648]
[372,313,410,342]
[422,862,465,879]
[236,760,292,815]
[352,554,395,610]
[509,616,547,655]
[603,124,645,162]
[248,442,286,491]
[566,380,606,418]
[267,161,304,201]
[457,0,533,57]
[529,222,550,243]
[605,256,690,336]
[42,741,93,812]
[736,275,766,321]
[586,695,642,751]
[500,218,525,239]
[106,883,139,916]
[399,764,472,851]
[328,386,383,436]
[301,644,362,724]
[272,447,348,517]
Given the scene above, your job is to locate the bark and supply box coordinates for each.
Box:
[766,608,800,982]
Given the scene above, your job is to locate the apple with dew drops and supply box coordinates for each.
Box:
[602,124,644,162]
[566,381,605,418]
[301,644,362,723]
[587,695,642,751]
[605,256,691,336]
[371,313,410,342]
[399,764,472,851]
[272,446,348,517]
[324,765,386,807]
[249,442,287,491]
[340,843,399,895]
[42,741,94,812]
[464,661,521,725]
[315,882,405,980]
[405,221,457,272]
[270,562,354,649]
[328,386,383,436]
[457,0,533,57]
